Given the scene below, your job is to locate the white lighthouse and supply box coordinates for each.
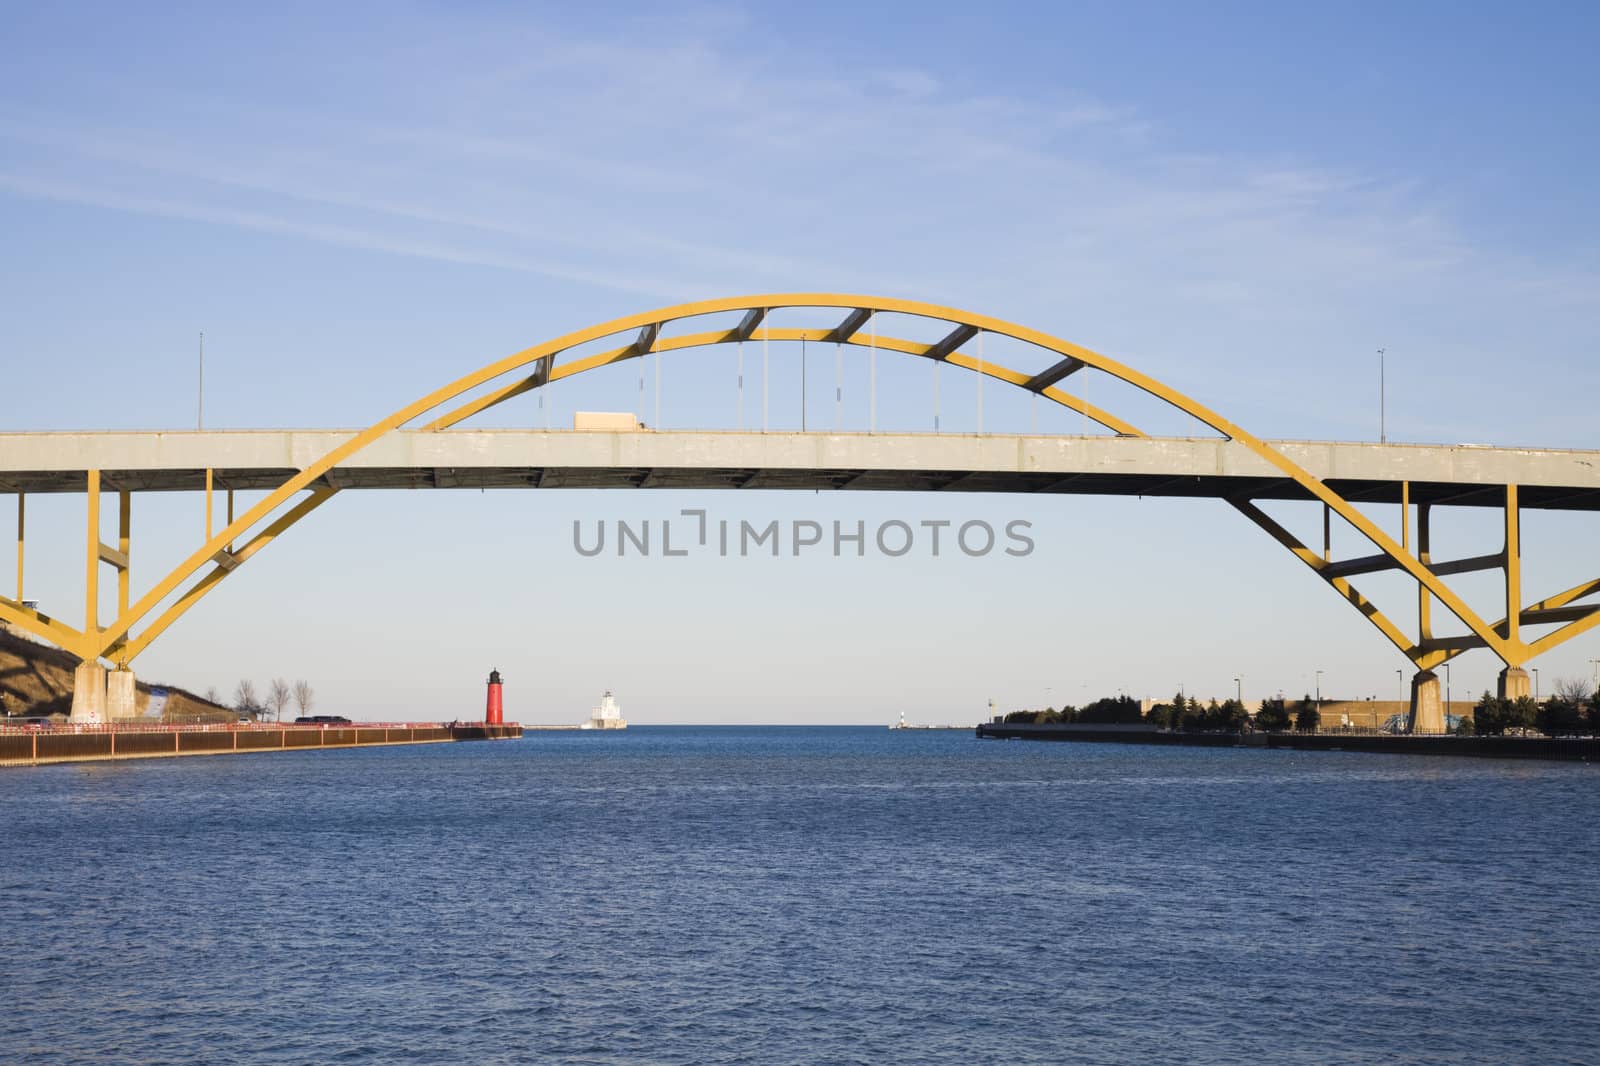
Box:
[582,690,627,730]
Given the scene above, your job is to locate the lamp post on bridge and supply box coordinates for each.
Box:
[197,331,205,430]
[1378,347,1387,444]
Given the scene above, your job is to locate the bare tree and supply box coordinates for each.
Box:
[233,679,258,719]
[1553,677,1592,703]
[268,678,292,723]
[205,687,221,705]
[294,680,314,716]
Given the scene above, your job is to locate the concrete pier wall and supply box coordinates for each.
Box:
[0,723,522,768]
[974,722,1600,761]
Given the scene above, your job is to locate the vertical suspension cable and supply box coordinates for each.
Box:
[976,331,983,434]
[762,312,770,432]
[933,361,940,433]
[737,340,744,430]
[655,349,661,429]
[869,320,876,433]
[834,342,842,430]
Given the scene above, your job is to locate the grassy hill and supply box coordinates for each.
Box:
[0,626,231,722]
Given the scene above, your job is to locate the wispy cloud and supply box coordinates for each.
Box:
[0,2,1594,440]
[0,170,684,296]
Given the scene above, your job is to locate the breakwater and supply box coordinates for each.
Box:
[975,722,1600,761]
[0,722,523,768]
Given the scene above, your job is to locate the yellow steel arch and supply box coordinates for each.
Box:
[4,294,1595,673]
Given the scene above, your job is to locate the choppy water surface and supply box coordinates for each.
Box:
[2,728,1597,1064]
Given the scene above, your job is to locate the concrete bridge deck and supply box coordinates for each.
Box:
[2,430,1598,510]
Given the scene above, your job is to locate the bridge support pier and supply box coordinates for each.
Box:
[106,668,137,720]
[1497,666,1532,702]
[1407,670,1444,734]
[69,662,107,723]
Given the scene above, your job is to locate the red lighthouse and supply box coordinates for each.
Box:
[485,668,504,725]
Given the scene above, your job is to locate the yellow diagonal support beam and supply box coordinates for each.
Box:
[1229,499,1418,661]
[0,594,89,653]
[109,489,339,664]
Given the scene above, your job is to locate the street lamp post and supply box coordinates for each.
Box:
[1532,668,1540,702]
[1234,676,1242,704]
[1443,662,1452,731]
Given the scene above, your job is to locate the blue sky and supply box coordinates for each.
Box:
[2,2,1597,721]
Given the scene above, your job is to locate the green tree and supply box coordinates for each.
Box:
[1295,695,1320,733]
[1254,698,1291,732]
[1536,697,1585,737]
[1474,692,1538,736]
[1206,698,1250,733]
[1473,691,1507,735]
[1507,696,1538,733]
[1455,715,1475,736]
[1146,691,1187,730]
[1077,695,1143,725]
[1178,697,1209,732]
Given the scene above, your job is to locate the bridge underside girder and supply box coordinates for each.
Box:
[6,466,1600,510]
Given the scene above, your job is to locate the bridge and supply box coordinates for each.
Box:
[2,294,1596,729]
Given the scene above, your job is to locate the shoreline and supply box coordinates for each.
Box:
[975,722,1600,761]
[0,722,523,768]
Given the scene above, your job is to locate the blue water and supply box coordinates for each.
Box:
[2,727,1597,1064]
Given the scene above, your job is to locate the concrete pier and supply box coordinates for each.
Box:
[1498,667,1532,702]
[106,669,137,720]
[0,722,523,768]
[69,662,107,724]
[1407,671,1444,734]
